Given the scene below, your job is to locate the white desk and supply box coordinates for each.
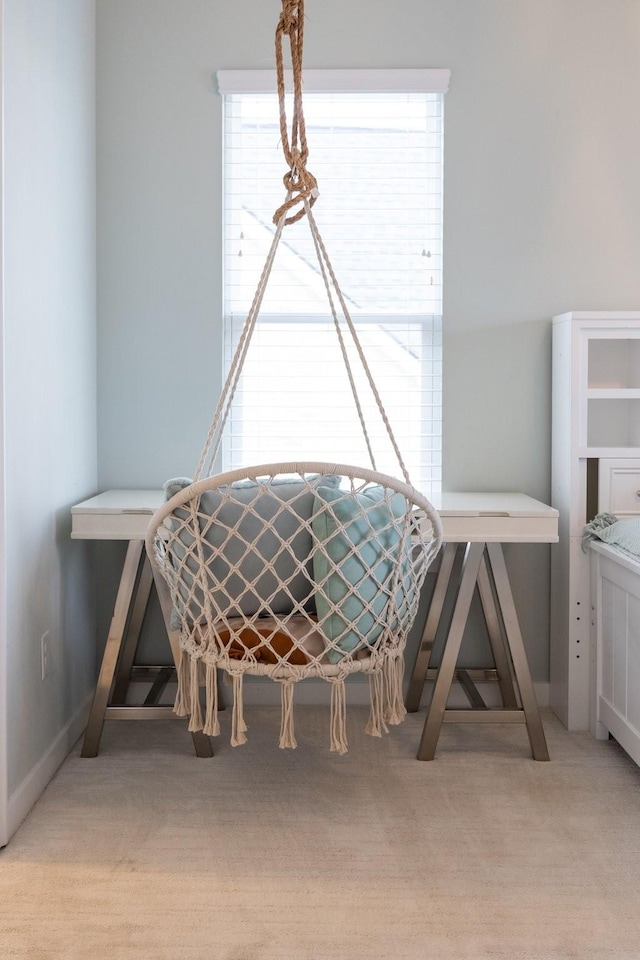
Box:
[72,489,212,758]
[432,491,558,543]
[72,489,165,540]
[71,489,558,543]
[407,492,558,760]
[72,490,558,760]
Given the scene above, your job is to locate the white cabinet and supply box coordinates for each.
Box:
[590,542,640,768]
[551,311,640,729]
[598,458,640,516]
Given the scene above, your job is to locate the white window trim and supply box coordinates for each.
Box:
[216,68,450,95]
[219,70,446,493]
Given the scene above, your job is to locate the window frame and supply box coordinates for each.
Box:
[218,69,449,495]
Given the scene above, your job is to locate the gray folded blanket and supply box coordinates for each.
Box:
[583,512,640,560]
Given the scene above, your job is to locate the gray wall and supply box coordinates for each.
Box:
[3,0,97,799]
[96,0,640,683]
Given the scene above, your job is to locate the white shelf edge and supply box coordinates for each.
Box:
[579,447,640,458]
[587,388,640,398]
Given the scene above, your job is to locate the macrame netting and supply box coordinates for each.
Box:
[147,463,442,753]
[145,1,443,753]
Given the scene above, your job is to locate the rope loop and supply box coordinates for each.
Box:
[274,0,318,226]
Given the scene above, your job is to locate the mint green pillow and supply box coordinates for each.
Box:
[312,485,412,663]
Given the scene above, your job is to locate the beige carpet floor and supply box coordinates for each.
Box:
[1,707,640,959]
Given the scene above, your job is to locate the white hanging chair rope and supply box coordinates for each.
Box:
[194,210,289,481]
[195,0,411,486]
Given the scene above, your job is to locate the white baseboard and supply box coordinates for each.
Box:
[5,694,91,845]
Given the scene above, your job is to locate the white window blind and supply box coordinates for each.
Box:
[220,69,447,496]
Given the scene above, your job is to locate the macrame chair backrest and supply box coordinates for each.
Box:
[146,463,442,753]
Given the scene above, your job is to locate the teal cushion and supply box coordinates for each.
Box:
[312,485,412,663]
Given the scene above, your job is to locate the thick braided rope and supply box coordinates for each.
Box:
[273,0,318,226]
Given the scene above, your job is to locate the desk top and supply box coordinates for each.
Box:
[433,492,558,542]
[71,489,558,544]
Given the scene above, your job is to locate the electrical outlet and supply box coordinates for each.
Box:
[41,631,51,680]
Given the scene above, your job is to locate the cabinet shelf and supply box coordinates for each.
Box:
[586,388,640,399]
[586,397,640,449]
[579,446,640,458]
[588,337,640,389]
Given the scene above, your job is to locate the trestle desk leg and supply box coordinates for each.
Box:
[405,542,457,713]
[417,542,485,760]
[144,667,175,706]
[111,554,154,704]
[81,540,144,758]
[485,543,549,761]
[476,554,519,709]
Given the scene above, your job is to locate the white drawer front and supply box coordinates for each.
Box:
[599,458,640,515]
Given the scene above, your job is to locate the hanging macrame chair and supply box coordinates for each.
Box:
[145,0,443,754]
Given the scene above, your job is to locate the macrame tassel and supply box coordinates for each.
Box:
[230,673,248,747]
[383,655,407,726]
[203,662,220,737]
[278,680,297,749]
[187,657,203,732]
[365,670,388,738]
[329,678,348,755]
[173,647,191,718]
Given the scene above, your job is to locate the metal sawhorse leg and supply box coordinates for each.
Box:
[406,541,549,761]
[81,540,214,758]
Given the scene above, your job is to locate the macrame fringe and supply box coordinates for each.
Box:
[187,657,203,732]
[231,673,248,746]
[383,655,407,726]
[175,647,408,748]
[278,680,297,749]
[329,678,348,755]
[203,662,220,737]
[365,669,388,738]
[173,646,191,718]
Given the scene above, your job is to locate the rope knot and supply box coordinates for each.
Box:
[280,0,299,35]
[285,146,305,184]
[274,0,318,226]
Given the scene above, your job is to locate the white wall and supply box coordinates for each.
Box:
[2,0,97,838]
[95,0,640,683]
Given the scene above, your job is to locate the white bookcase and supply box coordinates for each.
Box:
[551,311,640,729]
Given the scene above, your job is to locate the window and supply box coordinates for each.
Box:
[219,69,448,496]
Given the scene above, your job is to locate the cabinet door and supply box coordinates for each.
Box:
[598,459,640,516]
